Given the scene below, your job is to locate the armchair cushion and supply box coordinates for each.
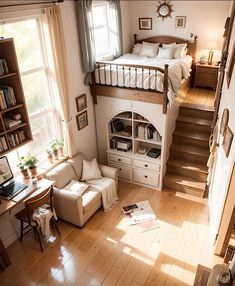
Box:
[46,162,77,189]
[81,158,102,181]
[63,179,89,196]
[82,186,101,213]
[67,153,87,180]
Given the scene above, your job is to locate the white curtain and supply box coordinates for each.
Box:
[45,5,74,157]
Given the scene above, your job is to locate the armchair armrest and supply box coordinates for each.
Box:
[99,164,118,189]
[53,188,83,227]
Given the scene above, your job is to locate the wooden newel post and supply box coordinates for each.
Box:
[163,64,169,114]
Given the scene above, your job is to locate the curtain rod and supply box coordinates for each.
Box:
[0,0,64,8]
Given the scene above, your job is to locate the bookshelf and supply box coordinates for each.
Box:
[107,111,163,190]
[0,38,32,154]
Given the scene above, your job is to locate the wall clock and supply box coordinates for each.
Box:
[156,1,173,20]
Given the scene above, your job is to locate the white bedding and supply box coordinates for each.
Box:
[95,54,192,103]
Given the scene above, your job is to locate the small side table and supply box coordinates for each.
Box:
[194,62,219,90]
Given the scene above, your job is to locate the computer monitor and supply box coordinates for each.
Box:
[0,156,13,188]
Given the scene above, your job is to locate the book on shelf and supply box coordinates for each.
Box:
[0,59,9,75]
[136,123,161,141]
[111,119,124,133]
[3,118,22,129]
[0,136,8,152]
[7,130,25,148]
[0,86,16,109]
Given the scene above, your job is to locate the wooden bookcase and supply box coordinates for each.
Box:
[0,38,32,155]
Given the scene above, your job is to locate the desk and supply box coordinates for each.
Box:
[0,178,54,271]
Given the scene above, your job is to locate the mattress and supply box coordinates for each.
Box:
[95,54,192,103]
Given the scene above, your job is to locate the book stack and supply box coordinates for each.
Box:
[0,59,9,75]
[7,130,25,147]
[3,117,22,129]
[110,137,119,149]
[136,123,161,141]
[111,119,124,133]
[0,86,16,109]
[0,136,8,152]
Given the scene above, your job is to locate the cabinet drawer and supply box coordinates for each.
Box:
[196,73,217,80]
[109,154,131,165]
[109,162,131,180]
[196,67,218,74]
[133,159,160,172]
[133,169,159,187]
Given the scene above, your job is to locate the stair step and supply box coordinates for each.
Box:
[173,130,210,148]
[177,116,212,126]
[164,173,206,197]
[179,107,214,120]
[171,144,209,156]
[167,159,208,181]
[173,130,210,141]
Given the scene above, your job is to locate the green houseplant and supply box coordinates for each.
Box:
[50,140,59,160]
[56,138,64,157]
[22,154,39,176]
[47,149,54,164]
[17,157,29,178]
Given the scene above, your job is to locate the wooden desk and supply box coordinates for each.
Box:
[0,178,54,271]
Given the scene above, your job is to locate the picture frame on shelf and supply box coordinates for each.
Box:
[76,94,87,112]
[222,126,233,157]
[76,111,88,131]
[175,16,186,28]
[139,18,152,30]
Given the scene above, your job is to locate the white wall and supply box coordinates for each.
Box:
[209,2,235,246]
[60,2,98,160]
[120,0,131,53]
[128,0,230,61]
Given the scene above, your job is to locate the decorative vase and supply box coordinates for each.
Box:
[21,169,29,179]
[58,146,64,157]
[53,150,59,160]
[48,155,54,163]
[29,167,37,176]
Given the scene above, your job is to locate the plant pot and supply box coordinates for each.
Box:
[21,169,29,179]
[58,146,64,157]
[48,155,54,164]
[53,150,59,160]
[29,167,37,176]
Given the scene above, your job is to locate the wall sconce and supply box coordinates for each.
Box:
[207,41,217,65]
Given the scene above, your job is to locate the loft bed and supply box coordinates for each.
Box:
[91,34,197,114]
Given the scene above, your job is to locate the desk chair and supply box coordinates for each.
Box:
[15,186,60,252]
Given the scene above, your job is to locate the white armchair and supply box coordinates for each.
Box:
[45,153,118,227]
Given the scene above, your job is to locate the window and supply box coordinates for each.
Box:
[91,1,112,59]
[1,17,61,173]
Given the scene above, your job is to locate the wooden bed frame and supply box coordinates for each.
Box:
[91,34,197,114]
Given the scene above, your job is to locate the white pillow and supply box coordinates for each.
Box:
[173,43,187,59]
[63,179,89,196]
[156,47,174,59]
[132,43,143,55]
[162,42,176,48]
[81,158,102,181]
[139,42,159,57]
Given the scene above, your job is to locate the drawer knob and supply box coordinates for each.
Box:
[144,175,148,178]
[119,168,122,171]
[118,158,121,161]
[144,164,148,167]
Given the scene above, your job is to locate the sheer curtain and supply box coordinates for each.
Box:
[45,6,74,157]
[76,0,123,83]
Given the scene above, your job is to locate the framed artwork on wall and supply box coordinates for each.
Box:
[222,126,233,157]
[76,94,87,112]
[227,40,235,88]
[175,16,186,28]
[139,18,152,30]
[220,108,229,136]
[76,111,88,131]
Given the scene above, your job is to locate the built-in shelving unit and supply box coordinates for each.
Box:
[0,38,32,154]
[107,111,163,190]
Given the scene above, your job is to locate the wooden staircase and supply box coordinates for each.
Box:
[164,106,213,197]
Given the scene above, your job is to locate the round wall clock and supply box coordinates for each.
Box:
[220,108,229,136]
[156,1,173,20]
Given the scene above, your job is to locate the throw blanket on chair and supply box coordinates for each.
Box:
[87,177,118,211]
[33,204,57,239]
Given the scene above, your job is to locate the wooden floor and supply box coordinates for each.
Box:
[0,182,223,286]
[181,88,215,111]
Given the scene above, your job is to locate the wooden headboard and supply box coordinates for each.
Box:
[133,34,198,62]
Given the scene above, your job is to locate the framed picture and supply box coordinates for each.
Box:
[227,40,235,88]
[76,111,88,131]
[175,16,186,28]
[139,18,152,30]
[222,126,233,157]
[220,108,229,136]
[76,94,87,112]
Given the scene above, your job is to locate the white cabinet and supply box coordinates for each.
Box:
[107,111,163,190]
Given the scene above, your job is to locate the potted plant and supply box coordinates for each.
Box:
[56,138,64,157]
[47,150,54,164]
[17,158,29,178]
[22,154,39,176]
[51,140,59,160]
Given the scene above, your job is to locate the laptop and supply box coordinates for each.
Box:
[0,156,27,200]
